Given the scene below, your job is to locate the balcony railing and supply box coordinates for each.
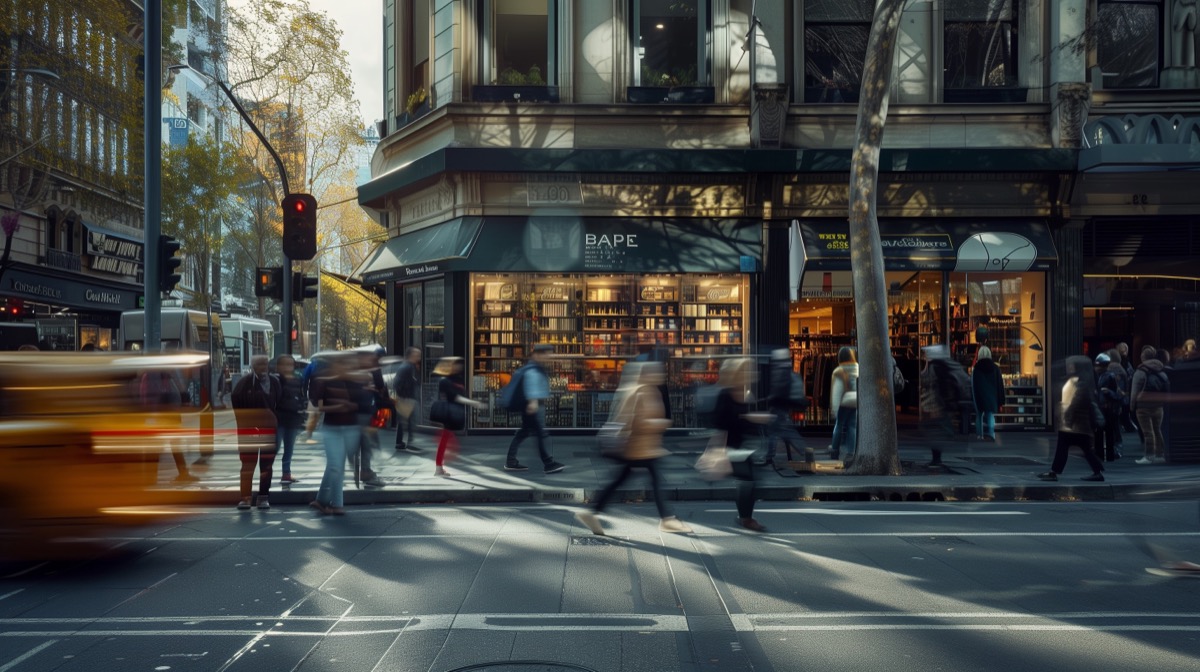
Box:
[44,248,81,272]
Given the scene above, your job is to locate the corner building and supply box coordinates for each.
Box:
[358,1,1197,434]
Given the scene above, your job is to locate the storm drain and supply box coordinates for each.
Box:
[446,663,599,672]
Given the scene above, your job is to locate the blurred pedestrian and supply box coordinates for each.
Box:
[575,362,691,535]
[971,346,1005,442]
[430,357,483,477]
[393,346,423,453]
[504,344,566,474]
[762,348,808,465]
[275,354,306,485]
[713,357,771,532]
[230,354,281,510]
[919,344,972,466]
[1117,342,1138,434]
[1095,352,1127,461]
[1039,355,1106,482]
[309,353,361,515]
[1131,345,1170,465]
[829,346,859,463]
[349,349,390,489]
[139,364,197,484]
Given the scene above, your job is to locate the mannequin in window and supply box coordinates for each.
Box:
[1176,0,1198,68]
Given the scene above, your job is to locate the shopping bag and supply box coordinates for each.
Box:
[695,431,732,480]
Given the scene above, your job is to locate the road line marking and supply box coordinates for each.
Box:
[702,510,1030,516]
[2,562,48,579]
[0,589,23,602]
[0,639,57,672]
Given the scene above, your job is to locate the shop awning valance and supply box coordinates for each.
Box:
[795,219,1058,272]
[357,216,483,285]
[358,217,762,283]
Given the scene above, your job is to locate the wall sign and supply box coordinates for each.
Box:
[6,268,138,310]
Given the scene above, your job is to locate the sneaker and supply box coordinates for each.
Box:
[1136,457,1154,465]
[1037,472,1058,481]
[309,500,331,515]
[504,462,530,471]
[575,510,605,535]
[544,462,566,474]
[1154,457,1168,464]
[280,475,299,485]
[736,517,767,533]
[1080,473,1105,482]
[256,497,270,510]
[237,498,252,510]
[363,477,387,488]
[434,466,450,477]
[659,516,693,534]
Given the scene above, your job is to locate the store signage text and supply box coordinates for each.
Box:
[880,235,951,250]
[527,176,583,206]
[585,233,638,248]
[404,263,440,277]
[87,232,143,261]
[11,279,63,300]
[817,232,849,250]
[90,256,140,276]
[85,289,122,305]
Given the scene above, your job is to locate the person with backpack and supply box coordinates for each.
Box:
[1131,345,1170,465]
[829,346,859,463]
[971,346,1005,442]
[503,344,567,473]
[1095,352,1127,461]
[575,361,691,535]
[761,348,808,466]
[1039,355,1107,482]
[920,344,972,467]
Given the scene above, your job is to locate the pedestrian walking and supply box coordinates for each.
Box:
[1039,355,1106,482]
[503,344,566,474]
[575,362,691,535]
[429,357,483,477]
[275,354,306,485]
[309,353,361,516]
[231,354,281,510]
[1095,352,1127,461]
[829,346,859,463]
[393,346,423,453]
[971,346,1005,442]
[301,356,327,442]
[761,348,808,465]
[1131,345,1170,464]
[139,364,197,484]
[348,349,389,489]
[712,357,771,532]
[919,344,972,466]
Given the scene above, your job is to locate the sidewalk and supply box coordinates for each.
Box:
[156,412,1200,506]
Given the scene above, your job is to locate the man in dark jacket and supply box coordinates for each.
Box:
[1131,346,1170,464]
[761,348,809,465]
[231,355,281,509]
[393,347,424,453]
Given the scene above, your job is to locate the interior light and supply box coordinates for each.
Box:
[656,23,665,29]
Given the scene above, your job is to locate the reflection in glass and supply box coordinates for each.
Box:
[1097,1,1161,89]
[944,0,1017,89]
[803,0,873,102]
[636,0,702,85]
[491,0,549,84]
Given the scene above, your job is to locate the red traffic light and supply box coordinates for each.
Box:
[293,200,305,213]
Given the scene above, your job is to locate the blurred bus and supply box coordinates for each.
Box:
[221,315,273,389]
[118,308,225,410]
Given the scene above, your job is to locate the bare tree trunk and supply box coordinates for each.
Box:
[846,0,909,476]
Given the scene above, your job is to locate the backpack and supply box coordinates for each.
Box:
[1098,371,1127,412]
[499,365,529,412]
[1144,369,1170,395]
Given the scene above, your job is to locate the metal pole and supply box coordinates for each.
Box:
[283,260,293,355]
[144,0,162,351]
[316,262,322,352]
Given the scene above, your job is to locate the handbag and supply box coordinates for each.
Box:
[695,430,732,480]
[370,407,392,428]
[597,421,630,461]
[430,400,466,430]
[395,398,416,419]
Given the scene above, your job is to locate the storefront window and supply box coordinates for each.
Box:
[633,0,708,86]
[1096,0,1162,90]
[400,279,446,420]
[803,0,872,102]
[944,0,1018,91]
[482,0,555,85]
[470,271,747,429]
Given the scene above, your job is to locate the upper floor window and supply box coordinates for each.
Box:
[1096,0,1161,89]
[632,0,709,86]
[944,0,1019,93]
[803,0,872,103]
[481,0,556,86]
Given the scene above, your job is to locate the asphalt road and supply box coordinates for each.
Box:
[2,501,1200,672]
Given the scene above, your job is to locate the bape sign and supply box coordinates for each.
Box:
[583,231,639,270]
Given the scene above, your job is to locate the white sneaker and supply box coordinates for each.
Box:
[659,516,693,534]
[1135,457,1153,465]
[574,510,605,535]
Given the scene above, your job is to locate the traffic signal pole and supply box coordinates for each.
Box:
[143,1,162,351]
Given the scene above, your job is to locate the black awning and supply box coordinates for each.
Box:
[357,216,483,284]
[798,219,1058,272]
[457,217,762,274]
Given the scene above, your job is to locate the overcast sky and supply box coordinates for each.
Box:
[227,0,383,128]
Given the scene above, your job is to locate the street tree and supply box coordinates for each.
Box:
[845,0,910,476]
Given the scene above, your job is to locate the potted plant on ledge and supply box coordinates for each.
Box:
[628,65,714,104]
[396,88,430,129]
[473,66,560,103]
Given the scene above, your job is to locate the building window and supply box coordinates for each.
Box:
[803,0,872,103]
[384,0,395,120]
[481,0,555,86]
[944,0,1018,93]
[1097,0,1161,89]
[633,0,708,86]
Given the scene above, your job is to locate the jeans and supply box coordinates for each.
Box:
[239,445,277,499]
[830,406,858,460]
[277,417,301,475]
[506,411,553,466]
[318,424,359,508]
[1135,406,1166,460]
[1051,430,1104,475]
[592,458,670,519]
[975,407,996,439]
[350,414,377,479]
[1099,408,1121,460]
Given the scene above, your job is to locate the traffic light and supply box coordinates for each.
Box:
[281,193,317,260]
[292,272,318,302]
[255,267,284,300]
[158,235,183,294]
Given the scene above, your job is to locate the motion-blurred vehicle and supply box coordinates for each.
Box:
[0,351,209,557]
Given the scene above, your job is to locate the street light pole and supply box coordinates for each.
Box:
[144,1,162,351]
[169,64,295,354]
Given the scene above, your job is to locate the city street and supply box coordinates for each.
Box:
[2,501,1200,671]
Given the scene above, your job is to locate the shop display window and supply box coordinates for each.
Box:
[469,272,748,429]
